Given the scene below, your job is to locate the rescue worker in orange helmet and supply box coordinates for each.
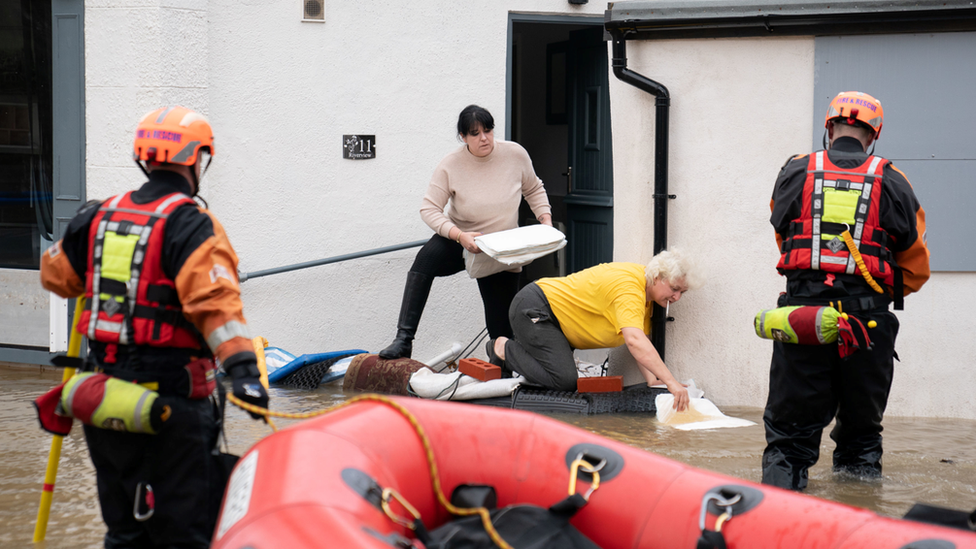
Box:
[763,92,930,491]
[40,106,268,548]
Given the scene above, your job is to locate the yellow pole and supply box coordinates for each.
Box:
[34,296,85,543]
[252,336,270,390]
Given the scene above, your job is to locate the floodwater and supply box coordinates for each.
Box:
[2,362,975,548]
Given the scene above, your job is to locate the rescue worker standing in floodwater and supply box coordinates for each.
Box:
[40,106,269,547]
[763,91,930,491]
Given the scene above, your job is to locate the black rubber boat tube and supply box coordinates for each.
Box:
[609,31,672,360]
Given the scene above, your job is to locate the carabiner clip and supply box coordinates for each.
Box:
[133,482,154,522]
[381,487,422,530]
[568,455,603,501]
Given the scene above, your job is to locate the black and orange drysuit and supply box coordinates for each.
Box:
[762,136,930,490]
[41,169,255,547]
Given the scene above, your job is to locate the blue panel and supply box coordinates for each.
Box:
[267,349,368,384]
[886,160,976,272]
[814,32,976,271]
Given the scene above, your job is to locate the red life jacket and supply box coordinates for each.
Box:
[78,191,204,351]
[777,151,897,287]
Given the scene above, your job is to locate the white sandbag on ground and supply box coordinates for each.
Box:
[656,394,756,431]
[650,379,705,399]
[409,367,521,401]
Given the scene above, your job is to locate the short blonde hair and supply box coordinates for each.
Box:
[645,247,704,290]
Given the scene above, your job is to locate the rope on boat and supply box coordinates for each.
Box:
[226,393,516,549]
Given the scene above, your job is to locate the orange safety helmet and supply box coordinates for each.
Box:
[133,106,214,166]
[824,91,884,138]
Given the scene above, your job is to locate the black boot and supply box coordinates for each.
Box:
[379,271,433,359]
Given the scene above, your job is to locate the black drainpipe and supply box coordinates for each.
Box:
[609,31,673,360]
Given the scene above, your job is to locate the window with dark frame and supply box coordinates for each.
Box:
[0,1,53,269]
[546,41,568,125]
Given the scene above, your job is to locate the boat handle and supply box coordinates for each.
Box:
[381,487,422,530]
[698,492,741,531]
[573,451,607,473]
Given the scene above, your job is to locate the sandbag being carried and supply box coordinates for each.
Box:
[464,225,567,278]
[476,224,567,264]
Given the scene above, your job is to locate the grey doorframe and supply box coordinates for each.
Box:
[505,13,603,141]
[53,0,86,242]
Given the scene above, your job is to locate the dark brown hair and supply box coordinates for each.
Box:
[457,105,494,136]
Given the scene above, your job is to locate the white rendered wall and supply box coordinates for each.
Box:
[82,1,604,362]
[86,0,209,199]
[609,36,976,419]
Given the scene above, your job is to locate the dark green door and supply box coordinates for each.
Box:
[565,27,613,274]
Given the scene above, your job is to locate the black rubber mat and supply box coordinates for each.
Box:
[465,384,668,415]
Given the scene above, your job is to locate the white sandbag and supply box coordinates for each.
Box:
[476,241,567,266]
[655,394,756,431]
[649,379,705,399]
[464,225,568,278]
[409,367,521,401]
[475,225,567,265]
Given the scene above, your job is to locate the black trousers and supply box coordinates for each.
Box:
[84,395,224,548]
[410,234,520,339]
[761,306,899,490]
[503,283,579,391]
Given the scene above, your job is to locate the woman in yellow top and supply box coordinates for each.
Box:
[488,249,702,411]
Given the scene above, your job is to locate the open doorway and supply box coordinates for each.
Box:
[509,16,614,284]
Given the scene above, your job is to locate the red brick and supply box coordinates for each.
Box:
[458,358,502,382]
[577,375,623,393]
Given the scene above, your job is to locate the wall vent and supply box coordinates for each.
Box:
[303,0,325,22]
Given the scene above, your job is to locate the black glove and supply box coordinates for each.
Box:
[224,352,269,420]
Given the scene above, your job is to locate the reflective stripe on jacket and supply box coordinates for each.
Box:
[776,151,897,288]
[79,191,202,348]
[40,170,255,366]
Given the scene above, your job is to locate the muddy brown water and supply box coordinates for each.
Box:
[3,363,975,548]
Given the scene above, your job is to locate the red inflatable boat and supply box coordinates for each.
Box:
[211,396,976,549]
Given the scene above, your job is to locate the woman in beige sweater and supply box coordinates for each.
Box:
[379,105,552,359]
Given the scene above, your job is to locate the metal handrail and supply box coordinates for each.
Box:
[239,239,428,282]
